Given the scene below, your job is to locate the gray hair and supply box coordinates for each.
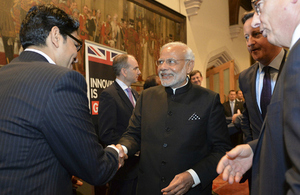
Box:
[112,54,131,76]
[160,42,195,61]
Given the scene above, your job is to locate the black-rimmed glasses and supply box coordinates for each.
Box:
[64,32,82,52]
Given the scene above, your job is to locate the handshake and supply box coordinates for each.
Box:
[115,144,128,169]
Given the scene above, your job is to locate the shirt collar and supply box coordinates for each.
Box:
[258,48,284,73]
[115,78,129,90]
[291,23,300,49]
[24,48,56,65]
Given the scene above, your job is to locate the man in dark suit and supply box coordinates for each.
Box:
[217,1,300,194]
[97,54,141,195]
[118,42,232,195]
[236,90,244,103]
[223,90,244,117]
[0,5,126,194]
[240,11,285,143]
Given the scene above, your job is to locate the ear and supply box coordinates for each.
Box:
[49,26,61,49]
[186,60,195,74]
[121,67,127,77]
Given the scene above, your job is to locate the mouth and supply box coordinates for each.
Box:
[160,72,173,80]
[250,47,260,53]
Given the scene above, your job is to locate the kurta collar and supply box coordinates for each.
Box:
[165,77,192,95]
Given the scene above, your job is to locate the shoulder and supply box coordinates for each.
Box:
[190,84,219,99]
[100,83,118,96]
[240,62,258,77]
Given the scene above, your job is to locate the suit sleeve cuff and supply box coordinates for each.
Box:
[186,169,201,187]
[107,145,119,154]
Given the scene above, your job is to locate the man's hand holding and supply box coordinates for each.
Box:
[116,144,128,169]
[216,144,253,184]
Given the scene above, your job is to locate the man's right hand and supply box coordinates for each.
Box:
[116,144,128,169]
[216,144,253,184]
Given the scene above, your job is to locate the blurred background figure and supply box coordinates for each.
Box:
[189,70,203,86]
[236,90,244,102]
[143,74,161,90]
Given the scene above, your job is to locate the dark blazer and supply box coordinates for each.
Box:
[97,81,139,181]
[0,51,119,194]
[119,81,232,195]
[248,46,294,194]
[223,100,244,117]
[98,81,138,145]
[282,39,300,194]
[239,50,286,143]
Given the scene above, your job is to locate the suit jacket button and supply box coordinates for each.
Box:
[161,177,166,182]
[163,143,168,148]
[168,111,172,116]
[165,127,170,132]
[161,161,166,165]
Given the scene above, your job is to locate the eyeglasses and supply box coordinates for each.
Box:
[64,32,82,52]
[156,58,191,66]
[251,0,263,15]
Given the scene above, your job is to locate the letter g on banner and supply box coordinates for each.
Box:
[92,101,99,115]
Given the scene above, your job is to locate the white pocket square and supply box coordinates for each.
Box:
[188,112,201,121]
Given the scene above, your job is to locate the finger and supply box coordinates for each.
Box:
[222,165,232,181]
[216,156,229,174]
[226,146,243,159]
[235,172,243,183]
[228,169,236,184]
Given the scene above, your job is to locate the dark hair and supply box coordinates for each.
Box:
[189,70,202,78]
[20,4,79,49]
[229,90,236,94]
[143,75,159,90]
[112,54,130,76]
[241,11,255,24]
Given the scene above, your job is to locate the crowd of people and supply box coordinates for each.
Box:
[1,0,300,195]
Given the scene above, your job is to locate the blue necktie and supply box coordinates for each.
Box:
[260,66,271,119]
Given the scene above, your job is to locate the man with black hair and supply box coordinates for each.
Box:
[0,5,125,194]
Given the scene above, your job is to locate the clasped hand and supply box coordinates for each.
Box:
[115,144,128,169]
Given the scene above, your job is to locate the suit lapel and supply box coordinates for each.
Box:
[276,49,287,83]
[114,82,134,110]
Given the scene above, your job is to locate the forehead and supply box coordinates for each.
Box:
[191,72,200,78]
[160,45,186,58]
[243,18,258,33]
[128,56,138,67]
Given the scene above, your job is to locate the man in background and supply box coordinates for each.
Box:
[98,54,141,195]
[223,90,244,117]
[217,0,300,194]
[236,90,244,102]
[0,5,125,194]
[143,74,161,90]
[189,69,203,86]
[240,11,285,143]
[118,42,232,194]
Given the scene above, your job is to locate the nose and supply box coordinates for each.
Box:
[247,36,255,47]
[251,12,261,28]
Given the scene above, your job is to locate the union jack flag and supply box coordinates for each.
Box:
[87,44,122,66]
